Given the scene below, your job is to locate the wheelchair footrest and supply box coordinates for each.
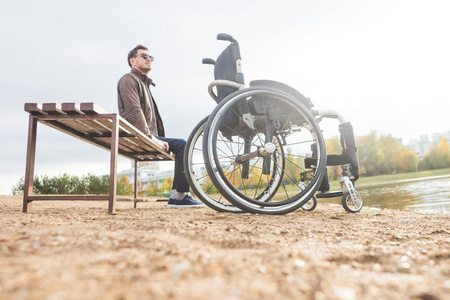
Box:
[316,191,344,198]
[305,154,351,168]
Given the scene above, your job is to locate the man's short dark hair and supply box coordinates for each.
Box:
[128,45,149,67]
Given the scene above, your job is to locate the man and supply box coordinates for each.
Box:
[117,45,205,208]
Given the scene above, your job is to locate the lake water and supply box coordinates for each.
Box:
[320,177,450,213]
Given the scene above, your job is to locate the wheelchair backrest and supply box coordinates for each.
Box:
[213,34,244,103]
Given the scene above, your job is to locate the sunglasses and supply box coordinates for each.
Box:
[137,53,154,61]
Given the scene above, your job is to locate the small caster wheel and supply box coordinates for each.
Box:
[341,191,363,213]
[301,196,317,211]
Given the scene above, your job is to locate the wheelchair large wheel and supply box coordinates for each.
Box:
[203,87,327,214]
[183,116,242,213]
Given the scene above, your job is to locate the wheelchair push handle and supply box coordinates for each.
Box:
[203,34,239,66]
[217,33,236,43]
[202,58,215,65]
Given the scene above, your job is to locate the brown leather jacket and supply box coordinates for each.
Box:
[117,68,165,137]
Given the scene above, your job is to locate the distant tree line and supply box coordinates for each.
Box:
[420,136,450,170]
[326,131,450,179]
[13,173,126,196]
[12,173,174,197]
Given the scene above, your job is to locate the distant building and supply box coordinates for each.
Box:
[431,133,442,144]
[445,131,450,141]
[131,161,160,171]
[408,139,421,156]
[408,130,450,157]
[118,164,173,189]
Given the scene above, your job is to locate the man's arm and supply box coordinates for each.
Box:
[118,75,150,135]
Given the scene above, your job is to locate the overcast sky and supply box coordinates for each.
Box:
[1,0,449,195]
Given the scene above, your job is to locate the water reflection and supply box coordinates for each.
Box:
[319,178,450,213]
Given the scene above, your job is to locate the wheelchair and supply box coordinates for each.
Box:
[183,33,363,215]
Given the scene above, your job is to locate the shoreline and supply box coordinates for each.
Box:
[1,195,449,299]
[357,174,450,188]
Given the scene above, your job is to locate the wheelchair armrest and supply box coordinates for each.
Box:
[313,109,348,124]
[208,80,243,102]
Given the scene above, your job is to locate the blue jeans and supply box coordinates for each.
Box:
[156,137,189,193]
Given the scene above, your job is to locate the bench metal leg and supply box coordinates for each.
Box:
[134,160,138,209]
[108,115,119,214]
[23,115,38,213]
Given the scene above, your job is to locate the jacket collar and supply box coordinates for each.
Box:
[131,68,155,86]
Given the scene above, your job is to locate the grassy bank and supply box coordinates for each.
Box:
[330,168,450,189]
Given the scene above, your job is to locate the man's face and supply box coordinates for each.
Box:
[130,49,152,74]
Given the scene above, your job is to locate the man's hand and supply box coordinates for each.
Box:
[161,141,169,152]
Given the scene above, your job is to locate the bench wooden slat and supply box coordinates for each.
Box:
[75,118,154,154]
[121,135,164,154]
[40,103,105,136]
[60,104,117,135]
[127,153,169,160]
[42,103,66,115]
[119,136,155,154]
[80,102,106,114]
[91,136,152,157]
[41,103,91,133]
[117,117,172,160]
[71,117,112,135]
[24,103,47,115]
[60,103,115,135]
[78,102,120,136]
[61,103,83,115]
[77,103,166,156]
[75,120,109,135]
[58,119,102,135]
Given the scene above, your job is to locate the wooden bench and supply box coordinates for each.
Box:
[23,102,175,214]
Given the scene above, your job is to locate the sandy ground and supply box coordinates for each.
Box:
[0,195,449,300]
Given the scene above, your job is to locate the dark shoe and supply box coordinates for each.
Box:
[168,195,206,208]
[167,198,176,208]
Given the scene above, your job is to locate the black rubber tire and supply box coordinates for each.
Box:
[301,196,317,211]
